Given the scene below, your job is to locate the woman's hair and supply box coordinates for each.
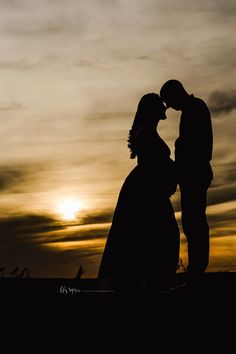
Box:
[128,93,164,159]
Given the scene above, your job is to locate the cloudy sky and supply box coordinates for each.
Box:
[0,0,236,277]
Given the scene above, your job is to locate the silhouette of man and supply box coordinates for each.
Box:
[160,80,213,280]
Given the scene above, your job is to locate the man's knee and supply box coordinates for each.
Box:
[182,212,209,236]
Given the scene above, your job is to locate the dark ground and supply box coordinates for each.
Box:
[1,272,236,327]
[1,272,236,301]
[1,273,234,342]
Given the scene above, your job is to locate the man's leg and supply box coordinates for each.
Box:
[180,185,210,274]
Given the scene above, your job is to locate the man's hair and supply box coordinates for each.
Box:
[160,80,186,99]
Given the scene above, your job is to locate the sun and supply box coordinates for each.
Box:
[57,199,82,221]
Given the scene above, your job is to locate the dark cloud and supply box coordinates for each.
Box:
[190,0,236,16]
[43,227,109,245]
[0,0,22,9]
[222,165,236,185]
[208,0,236,16]
[0,163,48,193]
[0,210,111,277]
[0,214,64,239]
[0,167,25,191]
[0,60,40,71]
[81,209,113,225]
[0,101,23,111]
[0,0,99,38]
[0,209,111,243]
[208,185,236,206]
[212,162,236,187]
[209,90,236,115]
[7,23,80,37]
[207,162,236,205]
[0,213,64,275]
[208,208,236,239]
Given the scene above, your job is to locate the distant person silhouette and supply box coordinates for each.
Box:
[160,80,213,281]
[10,266,19,278]
[98,93,180,294]
[76,265,85,279]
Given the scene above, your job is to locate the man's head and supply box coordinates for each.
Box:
[160,80,189,111]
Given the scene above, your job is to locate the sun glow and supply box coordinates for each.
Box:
[57,199,82,221]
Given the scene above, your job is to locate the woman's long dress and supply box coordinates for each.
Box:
[98,128,180,291]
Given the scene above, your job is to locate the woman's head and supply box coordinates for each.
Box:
[128,93,167,159]
[135,93,167,126]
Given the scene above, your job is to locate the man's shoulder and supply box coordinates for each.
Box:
[186,95,210,117]
[191,95,209,110]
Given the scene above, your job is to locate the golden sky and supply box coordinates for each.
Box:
[0,0,236,277]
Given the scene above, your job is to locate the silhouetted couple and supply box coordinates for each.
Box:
[98,80,213,294]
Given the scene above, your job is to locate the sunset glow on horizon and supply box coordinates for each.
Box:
[57,198,83,221]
